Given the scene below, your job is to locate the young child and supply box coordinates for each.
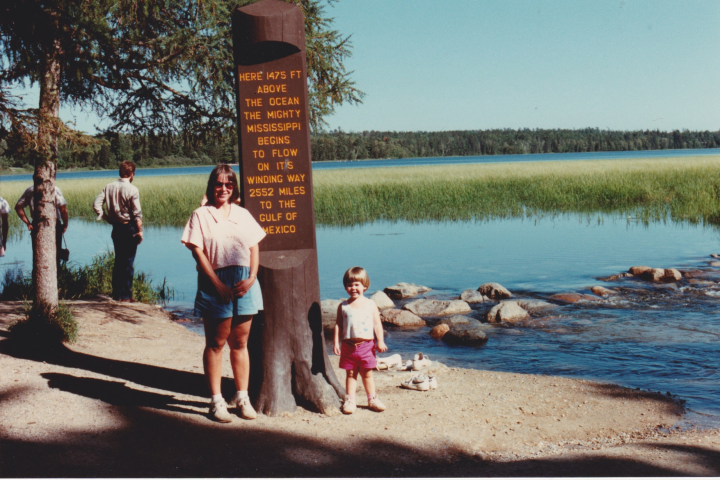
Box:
[333,266,388,414]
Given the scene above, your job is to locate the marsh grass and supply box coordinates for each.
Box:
[0,251,174,304]
[1,156,720,227]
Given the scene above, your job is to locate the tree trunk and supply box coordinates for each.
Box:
[33,37,63,312]
[249,250,343,416]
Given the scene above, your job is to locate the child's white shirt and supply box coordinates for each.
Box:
[340,297,375,340]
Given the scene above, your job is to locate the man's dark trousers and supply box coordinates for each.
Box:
[111,222,138,300]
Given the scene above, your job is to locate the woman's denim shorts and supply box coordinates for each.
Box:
[194,266,263,319]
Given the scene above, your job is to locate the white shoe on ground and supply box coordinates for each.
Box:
[209,398,233,423]
[229,393,257,420]
[401,373,430,391]
[368,395,386,412]
[412,352,432,371]
[342,397,356,414]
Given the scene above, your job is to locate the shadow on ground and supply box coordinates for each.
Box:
[1,338,718,477]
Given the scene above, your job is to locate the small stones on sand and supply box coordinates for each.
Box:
[380,309,426,327]
[549,293,599,304]
[430,324,450,339]
[478,282,512,299]
[590,286,618,297]
[383,282,431,299]
[370,291,395,310]
[486,301,530,324]
[460,289,487,303]
[402,299,471,317]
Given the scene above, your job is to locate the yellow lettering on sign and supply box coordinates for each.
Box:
[269,97,300,106]
[247,175,283,185]
[262,225,297,234]
[278,186,306,196]
[246,122,301,133]
[258,136,291,146]
[238,72,263,81]
[256,84,288,94]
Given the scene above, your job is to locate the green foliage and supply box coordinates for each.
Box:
[310,128,720,161]
[9,301,78,346]
[0,251,173,304]
[0,0,361,139]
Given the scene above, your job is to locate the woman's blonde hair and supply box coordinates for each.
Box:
[343,266,370,288]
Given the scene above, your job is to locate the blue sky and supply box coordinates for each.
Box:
[324,0,720,132]
[12,0,720,134]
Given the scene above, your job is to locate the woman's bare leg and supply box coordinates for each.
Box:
[203,317,232,395]
[228,315,253,391]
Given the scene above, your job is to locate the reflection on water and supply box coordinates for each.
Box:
[2,214,720,427]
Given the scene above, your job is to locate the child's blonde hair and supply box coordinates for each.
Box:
[343,266,370,288]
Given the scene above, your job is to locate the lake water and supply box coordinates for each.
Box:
[2,147,720,182]
[2,215,720,428]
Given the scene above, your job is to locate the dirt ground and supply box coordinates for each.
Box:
[1,298,719,477]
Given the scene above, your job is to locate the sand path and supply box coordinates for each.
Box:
[1,299,718,477]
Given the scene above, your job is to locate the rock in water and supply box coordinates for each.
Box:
[321,299,342,332]
[439,315,475,326]
[460,289,486,303]
[478,282,512,299]
[380,309,426,327]
[629,266,652,276]
[515,299,557,313]
[590,286,618,297]
[403,299,472,317]
[442,324,489,346]
[549,293,598,304]
[486,301,530,324]
[430,324,450,339]
[662,269,682,282]
[370,291,395,310]
[383,282,432,299]
[640,268,665,282]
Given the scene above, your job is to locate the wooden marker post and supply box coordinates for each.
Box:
[233,0,343,415]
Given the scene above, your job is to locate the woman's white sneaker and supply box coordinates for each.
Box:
[209,398,233,423]
[229,394,257,420]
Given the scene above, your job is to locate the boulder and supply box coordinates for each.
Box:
[486,301,530,324]
[383,282,431,299]
[370,291,395,310]
[662,268,682,282]
[549,293,598,304]
[321,299,342,332]
[629,266,652,276]
[710,262,720,267]
[711,254,720,259]
[439,315,476,326]
[590,286,618,297]
[429,324,450,339]
[640,268,665,282]
[442,324,488,346]
[460,289,486,303]
[403,299,471,317]
[380,309,426,327]
[478,282,512,299]
[515,299,557,313]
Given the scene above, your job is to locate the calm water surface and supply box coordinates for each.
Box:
[2,216,720,427]
[2,147,719,182]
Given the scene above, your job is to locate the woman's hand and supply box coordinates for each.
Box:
[213,280,233,303]
[232,277,255,298]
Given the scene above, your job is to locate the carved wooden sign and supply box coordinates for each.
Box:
[233,0,342,416]
[234,0,315,251]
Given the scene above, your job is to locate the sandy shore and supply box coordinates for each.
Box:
[1,299,719,477]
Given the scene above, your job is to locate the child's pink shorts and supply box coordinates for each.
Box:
[339,339,377,370]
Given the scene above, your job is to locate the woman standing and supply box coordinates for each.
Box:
[181,164,266,422]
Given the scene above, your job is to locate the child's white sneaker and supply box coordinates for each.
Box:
[209,398,233,423]
[229,393,257,420]
[342,397,356,414]
[368,395,386,412]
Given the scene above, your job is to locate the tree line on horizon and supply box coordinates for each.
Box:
[1,127,719,171]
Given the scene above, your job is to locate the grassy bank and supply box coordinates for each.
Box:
[1,155,720,227]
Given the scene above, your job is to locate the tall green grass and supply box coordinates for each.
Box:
[1,156,720,227]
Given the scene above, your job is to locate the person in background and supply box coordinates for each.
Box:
[0,195,10,257]
[93,161,143,302]
[15,176,69,265]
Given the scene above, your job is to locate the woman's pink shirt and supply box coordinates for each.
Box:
[181,204,266,270]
